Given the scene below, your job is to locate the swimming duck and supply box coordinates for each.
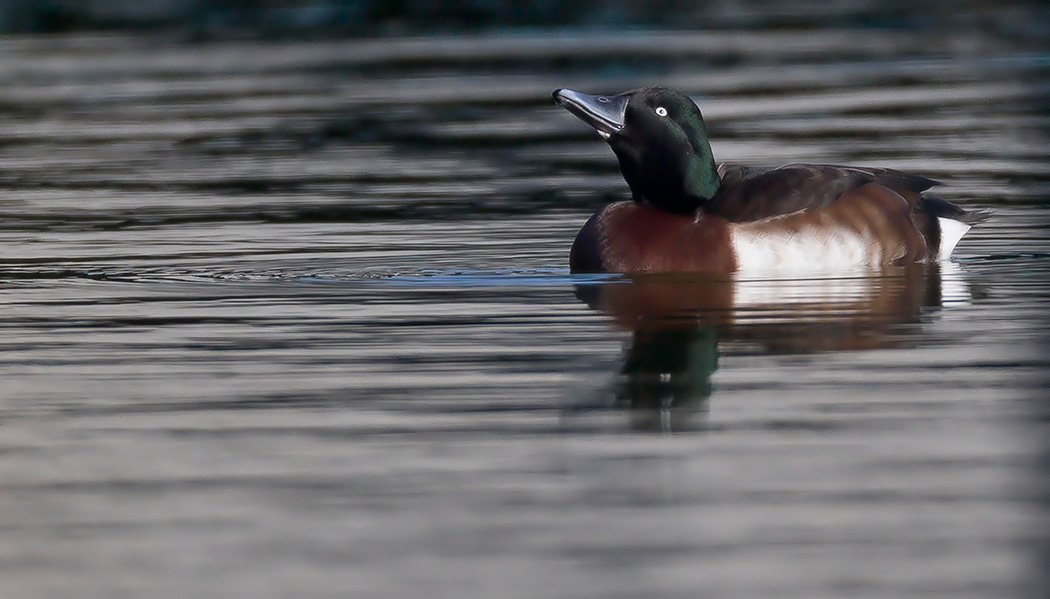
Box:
[553,86,988,274]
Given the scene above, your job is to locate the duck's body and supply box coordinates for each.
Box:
[571,164,983,275]
[554,87,987,274]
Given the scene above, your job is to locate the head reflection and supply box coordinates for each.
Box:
[617,325,718,431]
[577,265,968,432]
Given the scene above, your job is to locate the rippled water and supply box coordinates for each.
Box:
[2,23,1050,598]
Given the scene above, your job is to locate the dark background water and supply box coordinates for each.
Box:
[2,2,1050,598]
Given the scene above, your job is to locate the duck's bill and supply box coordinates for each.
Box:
[553,88,627,140]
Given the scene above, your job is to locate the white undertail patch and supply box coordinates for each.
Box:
[937,217,971,261]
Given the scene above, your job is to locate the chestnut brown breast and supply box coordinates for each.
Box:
[570,202,736,273]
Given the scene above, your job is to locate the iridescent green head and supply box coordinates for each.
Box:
[554,86,720,214]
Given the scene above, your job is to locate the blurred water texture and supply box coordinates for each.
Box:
[1,2,1050,598]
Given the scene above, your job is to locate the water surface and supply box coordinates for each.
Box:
[2,23,1050,599]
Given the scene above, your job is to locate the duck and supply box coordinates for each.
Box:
[553,86,988,274]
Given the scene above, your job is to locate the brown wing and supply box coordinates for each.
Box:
[708,163,938,223]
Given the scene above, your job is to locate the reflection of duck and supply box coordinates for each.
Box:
[616,326,719,432]
[553,87,988,275]
[580,265,964,431]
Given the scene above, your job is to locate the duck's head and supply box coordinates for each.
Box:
[553,86,720,214]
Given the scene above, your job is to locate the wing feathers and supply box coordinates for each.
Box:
[708,163,938,223]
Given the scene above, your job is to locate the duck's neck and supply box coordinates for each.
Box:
[684,138,721,204]
[614,131,722,214]
[656,140,720,214]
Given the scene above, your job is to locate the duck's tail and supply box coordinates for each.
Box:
[915,196,990,261]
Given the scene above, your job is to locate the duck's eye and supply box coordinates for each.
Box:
[655,106,668,117]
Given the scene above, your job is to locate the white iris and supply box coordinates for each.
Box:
[655,106,668,116]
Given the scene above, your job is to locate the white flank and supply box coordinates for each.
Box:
[937,217,971,261]
[731,225,878,278]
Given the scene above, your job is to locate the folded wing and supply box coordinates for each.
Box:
[710,163,938,223]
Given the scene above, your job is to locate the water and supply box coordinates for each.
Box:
[2,23,1050,599]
